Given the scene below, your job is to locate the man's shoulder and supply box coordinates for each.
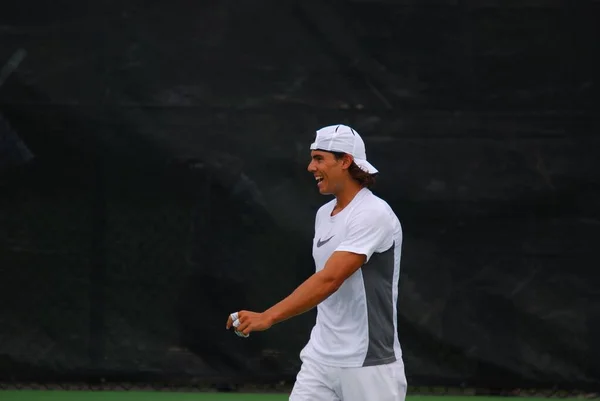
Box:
[352,192,402,234]
[355,191,394,217]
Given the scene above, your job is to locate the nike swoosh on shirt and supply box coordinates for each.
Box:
[316,235,335,247]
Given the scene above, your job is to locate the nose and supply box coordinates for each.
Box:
[307,160,317,173]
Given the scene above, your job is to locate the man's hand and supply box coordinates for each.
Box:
[226,310,274,337]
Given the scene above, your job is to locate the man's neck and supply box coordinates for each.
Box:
[334,181,364,210]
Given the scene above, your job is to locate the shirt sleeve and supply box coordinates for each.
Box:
[335,208,394,263]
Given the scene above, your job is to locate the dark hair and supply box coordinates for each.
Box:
[331,151,377,188]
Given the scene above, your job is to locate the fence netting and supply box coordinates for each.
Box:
[1,0,599,396]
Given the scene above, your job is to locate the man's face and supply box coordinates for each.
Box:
[307,150,350,195]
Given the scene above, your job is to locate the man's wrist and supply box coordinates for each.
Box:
[262,309,278,327]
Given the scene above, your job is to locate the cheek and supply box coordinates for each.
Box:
[327,165,341,177]
[324,172,337,184]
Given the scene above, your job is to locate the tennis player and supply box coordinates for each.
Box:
[226,124,407,400]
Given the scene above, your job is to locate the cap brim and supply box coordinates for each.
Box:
[354,158,378,174]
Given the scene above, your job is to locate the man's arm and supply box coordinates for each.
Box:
[265,250,366,324]
[228,251,366,336]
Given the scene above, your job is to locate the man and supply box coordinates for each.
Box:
[226,124,406,400]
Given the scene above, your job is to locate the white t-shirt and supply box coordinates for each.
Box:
[300,187,403,368]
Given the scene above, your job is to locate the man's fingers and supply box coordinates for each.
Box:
[226,310,252,338]
[237,319,250,333]
[234,316,251,337]
[227,311,240,329]
[235,329,250,338]
[238,325,251,336]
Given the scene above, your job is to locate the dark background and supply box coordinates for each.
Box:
[1,0,599,394]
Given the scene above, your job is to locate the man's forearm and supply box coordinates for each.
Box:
[263,271,339,326]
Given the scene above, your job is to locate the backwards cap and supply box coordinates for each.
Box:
[309,124,378,174]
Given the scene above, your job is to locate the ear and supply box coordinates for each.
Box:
[342,154,354,170]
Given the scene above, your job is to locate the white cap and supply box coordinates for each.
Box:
[310,124,378,174]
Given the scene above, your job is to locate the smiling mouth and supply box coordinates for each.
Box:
[315,176,324,184]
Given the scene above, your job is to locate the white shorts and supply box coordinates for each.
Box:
[289,356,407,401]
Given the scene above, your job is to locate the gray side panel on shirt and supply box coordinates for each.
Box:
[362,242,396,367]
